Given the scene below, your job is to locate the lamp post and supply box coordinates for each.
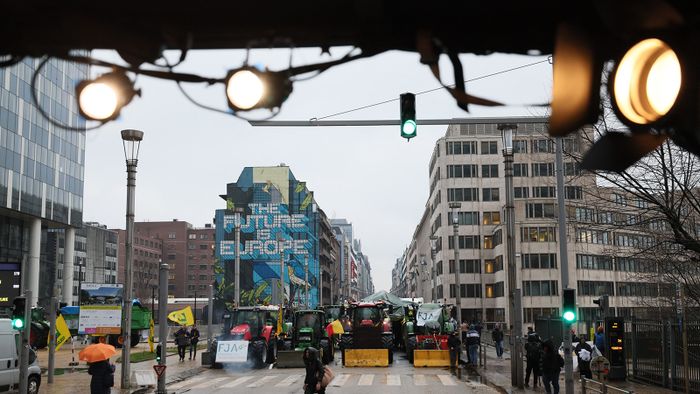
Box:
[234,207,243,307]
[120,128,143,390]
[448,201,462,325]
[429,236,438,303]
[420,256,427,301]
[499,123,524,389]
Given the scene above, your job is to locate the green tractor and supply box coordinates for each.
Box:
[277,310,334,367]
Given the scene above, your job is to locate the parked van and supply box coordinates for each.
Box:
[0,319,41,393]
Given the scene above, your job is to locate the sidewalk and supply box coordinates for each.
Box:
[464,345,676,394]
[36,340,207,393]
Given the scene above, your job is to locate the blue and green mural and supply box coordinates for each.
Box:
[214,167,319,309]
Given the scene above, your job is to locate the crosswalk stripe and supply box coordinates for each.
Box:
[387,374,401,386]
[190,377,228,389]
[330,374,351,387]
[247,375,279,388]
[437,374,457,386]
[168,376,207,389]
[358,374,374,386]
[220,376,254,388]
[414,374,427,386]
[275,374,303,387]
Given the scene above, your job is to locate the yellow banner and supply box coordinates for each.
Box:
[148,319,155,353]
[52,315,71,352]
[276,307,283,335]
[300,192,313,210]
[168,306,194,326]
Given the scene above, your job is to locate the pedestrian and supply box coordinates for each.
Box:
[527,326,541,342]
[492,323,504,359]
[188,325,200,360]
[88,359,115,394]
[174,326,189,362]
[447,331,461,372]
[540,340,565,394]
[465,324,480,366]
[460,321,469,344]
[574,335,593,379]
[524,333,542,388]
[303,347,325,394]
[594,326,605,354]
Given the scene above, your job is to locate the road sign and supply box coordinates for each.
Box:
[216,340,249,362]
[153,364,166,378]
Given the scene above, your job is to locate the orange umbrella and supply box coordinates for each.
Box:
[79,343,117,363]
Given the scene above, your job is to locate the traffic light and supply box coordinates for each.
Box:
[593,294,609,317]
[400,93,416,140]
[155,344,163,362]
[11,296,26,330]
[562,288,576,323]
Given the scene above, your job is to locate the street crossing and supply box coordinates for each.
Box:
[169,371,463,391]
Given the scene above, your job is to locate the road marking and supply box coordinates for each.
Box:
[330,374,350,387]
[387,374,400,386]
[358,374,374,386]
[220,376,254,388]
[168,376,207,389]
[438,374,457,386]
[246,375,279,388]
[190,377,228,389]
[275,374,303,387]
[414,374,427,386]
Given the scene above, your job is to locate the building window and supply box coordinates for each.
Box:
[437,285,443,299]
[167,254,176,260]
[525,203,556,218]
[485,282,504,298]
[565,186,583,200]
[447,141,477,155]
[448,235,480,249]
[448,259,481,274]
[514,187,529,199]
[188,264,196,271]
[447,164,479,178]
[199,264,208,270]
[577,281,615,296]
[520,226,556,242]
[564,162,581,176]
[188,234,197,240]
[563,137,581,153]
[575,229,612,245]
[188,243,196,250]
[168,232,176,239]
[481,141,498,154]
[524,308,559,323]
[513,140,528,153]
[436,261,443,276]
[531,162,554,176]
[484,235,494,249]
[616,282,658,297]
[484,256,504,273]
[450,284,482,298]
[523,280,559,296]
[481,164,499,178]
[613,193,627,206]
[576,254,612,270]
[615,257,656,272]
[198,274,208,281]
[188,275,196,280]
[513,163,529,177]
[447,211,479,225]
[522,253,557,269]
[482,188,500,202]
[598,211,613,224]
[447,188,479,202]
[199,234,208,239]
[482,211,501,225]
[532,139,554,153]
[199,244,208,250]
[569,206,595,222]
[532,186,556,198]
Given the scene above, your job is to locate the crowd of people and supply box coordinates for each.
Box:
[173,325,201,361]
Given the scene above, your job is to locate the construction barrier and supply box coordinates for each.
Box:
[276,350,305,368]
[343,349,389,367]
[413,349,451,367]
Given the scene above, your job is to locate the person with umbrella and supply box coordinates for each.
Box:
[79,343,116,394]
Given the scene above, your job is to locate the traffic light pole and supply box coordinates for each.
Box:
[48,296,58,384]
[157,263,168,394]
[19,290,32,394]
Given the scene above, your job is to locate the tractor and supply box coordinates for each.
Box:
[403,303,456,367]
[340,301,394,367]
[209,305,280,368]
[277,310,333,367]
[321,305,344,325]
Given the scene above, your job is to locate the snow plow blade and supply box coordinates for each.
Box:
[276,350,306,368]
[413,349,451,367]
[343,349,389,367]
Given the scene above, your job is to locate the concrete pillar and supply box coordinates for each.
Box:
[63,227,75,305]
[28,218,41,306]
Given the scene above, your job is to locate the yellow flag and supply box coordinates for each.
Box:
[51,314,71,352]
[300,192,313,210]
[168,306,194,326]
[148,318,155,353]
[226,198,235,210]
[295,182,306,193]
[276,307,283,335]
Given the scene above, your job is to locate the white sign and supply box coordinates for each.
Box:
[78,283,123,334]
[216,340,249,362]
[416,309,441,327]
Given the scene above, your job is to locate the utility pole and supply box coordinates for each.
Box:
[556,137,574,394]
[449,202,462,325]
[48,295,58,384]
[234,207,243,307]
[19,290,32,394]
[207,284,214,351]
[156,263,168,394]
[430,236,438,303]
[305,255,309,308]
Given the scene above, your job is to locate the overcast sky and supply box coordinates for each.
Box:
[83,48,552,292]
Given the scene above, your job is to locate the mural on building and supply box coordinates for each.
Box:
[215,167,319,309]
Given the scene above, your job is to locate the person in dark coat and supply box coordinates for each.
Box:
[594,326,605,354]
[88,359,114,394]
[540,340,565,394]
[492,324,505,359]
[447,331,462,371]
[303,347,325,394]
[174,327,189,362]
[524,333,542,387]
[188,325,200,360]
[574,335,593,379]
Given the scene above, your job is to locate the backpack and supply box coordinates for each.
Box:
[526,342,540,359]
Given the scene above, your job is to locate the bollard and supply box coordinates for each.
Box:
[581,377,587,394]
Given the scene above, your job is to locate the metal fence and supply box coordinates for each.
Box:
[627,318,700,393]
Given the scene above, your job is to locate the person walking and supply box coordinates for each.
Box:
[540,340,565,394]
[492,324,505,359]
[174,326,189,362]
[524,333,542,388]
[594,326,605,355]
[447,331,462,372]
[303,347,326,394]
[88,359,114,394]
[574,335,593,379]
[188,325,200,360]
[460,321,469,345]
[465,324,480,366]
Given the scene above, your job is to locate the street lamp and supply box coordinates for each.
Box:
[420,256,427,301]
[499,123,524,389]
[448,201,462,326]
[233,207,244,307]
[120,128,143,389]
[429,236,438,303]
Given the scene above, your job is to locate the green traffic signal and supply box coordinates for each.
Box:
[400,93,416,140]
[562,288,576,323]
[563,311,575,322]
[11,318,24,330]
[11,296,26,331]
[401,119,417,137]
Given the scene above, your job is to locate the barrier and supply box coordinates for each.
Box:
[343,349,389,367]
[413,349,450,367]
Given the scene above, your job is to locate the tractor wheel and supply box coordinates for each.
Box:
[97,336,108,344]
[108,335,121,348]
[406,336,416,363]
[382,334,394,364]
[265,337,277,364]
[131,331,141,348]
[320,339,332,364]
[388,349,394,364]
[250,340,267,369]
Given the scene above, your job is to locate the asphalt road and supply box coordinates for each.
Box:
[168,351,497,394]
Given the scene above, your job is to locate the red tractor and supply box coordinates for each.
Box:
[340,301,394,366]
[209,305,280,368]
